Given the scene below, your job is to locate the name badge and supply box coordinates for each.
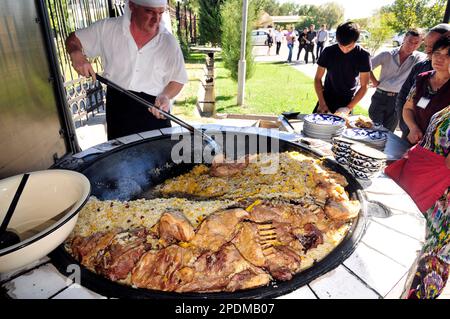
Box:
[417,97,430,109]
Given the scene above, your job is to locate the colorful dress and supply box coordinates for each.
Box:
[407,106,450,299]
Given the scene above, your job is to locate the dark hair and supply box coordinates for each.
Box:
[405,28,424,37]
[429,23,450,35]
[336,21,360,46]
[432,35,450,55]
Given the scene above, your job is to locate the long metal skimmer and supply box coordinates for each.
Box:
[96,74,221,155]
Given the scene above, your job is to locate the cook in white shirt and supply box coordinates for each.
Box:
[66,0,188,139]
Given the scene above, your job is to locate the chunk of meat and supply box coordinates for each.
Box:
[209,154,257,177]
[265,245,302,281]
[158,211,195,244]
[95,228,150,282]
[232,222,266,267]
[324,199,360,221]
[70,231,118,270]
[131,244,198,291]
[190,208,249,252]
[296,223,324,253]
[177,243,271,292]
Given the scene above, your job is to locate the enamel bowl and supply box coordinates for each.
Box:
[0,170,91,273]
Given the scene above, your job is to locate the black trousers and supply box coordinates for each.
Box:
[368,91,398,132]
[105,87,171,140]
[297,44,306,60]
[304,44,315,63]
[276,41,281,55]
[316,41,325,58]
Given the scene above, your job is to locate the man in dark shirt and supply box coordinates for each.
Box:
[297,27,308,61]
[305,24,317,64]
[396,24,450,140]
[313,21,372,114]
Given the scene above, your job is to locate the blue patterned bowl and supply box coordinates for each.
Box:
[304,114,346,126]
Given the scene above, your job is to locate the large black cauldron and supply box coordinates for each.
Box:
[50,130,368,299]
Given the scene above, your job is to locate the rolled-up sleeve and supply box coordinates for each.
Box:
[371,51,387,69]
[75,19,106,58]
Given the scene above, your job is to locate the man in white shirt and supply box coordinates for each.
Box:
[316,24,328,58]
[368,28,426,131]
[65,0,188,140]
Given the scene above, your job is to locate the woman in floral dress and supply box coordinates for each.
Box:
[406,105,450,298]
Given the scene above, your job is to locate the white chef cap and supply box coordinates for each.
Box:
[129,0,167,7]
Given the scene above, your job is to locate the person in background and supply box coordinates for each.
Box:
[267,29,274,55]
[316,24,329,59]
[313,21,371,115]
[285,27,296,63]
[274,26,283,55]
[396,24,450,140]
[304,24,317,64]
[297,27,308,61]
[402,35,450,144]
[368,28,426,132]
[65,0,188,140]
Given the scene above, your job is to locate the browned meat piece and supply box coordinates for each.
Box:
[190,208,249,252]
[158,211,195,244]
[131,244,198,291]
[95,228,150,282]
[324,199,360,221]
[296,223,324,253]
[265,245,302,281]
[177,243,271,292]
[209,154,257,177]
[70,231,117,270]
[327,171,348,187]
[232,222,266,267]
[232,218,303,282]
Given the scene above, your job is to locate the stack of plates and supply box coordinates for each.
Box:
[303,114,346,140]
[342,128,387,150]
[331,136,357,165]
[348,144,387,180]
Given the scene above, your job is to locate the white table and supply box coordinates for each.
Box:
[0,125,435,299]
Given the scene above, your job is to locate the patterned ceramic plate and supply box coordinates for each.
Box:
[342,129,388,141]
[304,114,346,126]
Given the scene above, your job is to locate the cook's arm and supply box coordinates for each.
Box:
[446,154,450,169]
[65,32,96,81]
[151,81,185,119]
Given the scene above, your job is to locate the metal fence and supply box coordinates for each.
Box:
[46,0,196,126]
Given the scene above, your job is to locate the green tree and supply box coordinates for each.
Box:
[387,0,447,32]
[221,0,256,81]
[295,3,344,30]
[366,12,395,55]
[317,2,344,29]
[278,2,299,15]
[198,0,224,46]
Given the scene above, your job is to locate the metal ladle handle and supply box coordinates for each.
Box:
[95,74,221,153]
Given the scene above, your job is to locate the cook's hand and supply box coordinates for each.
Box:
[150,94,170,120]
[70,51,96,81]
[317,101,330,113]
[407,127,423,144]
[334,107,351,116]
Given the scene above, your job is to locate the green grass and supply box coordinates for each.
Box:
[174,53,368,117]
